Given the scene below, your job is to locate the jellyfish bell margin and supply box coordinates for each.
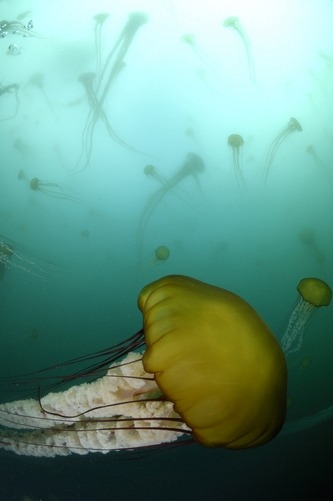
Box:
[281,277,332,355]
[0,275,287,457]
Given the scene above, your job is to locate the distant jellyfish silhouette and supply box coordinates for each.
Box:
[144,164,166,185]
[0,275,287,456]
[298,227,326,264]
[281,277,332,355]
[29,178,85,206]
[264,117,302,183]
[227,134,245,186]
[223,16,255,83]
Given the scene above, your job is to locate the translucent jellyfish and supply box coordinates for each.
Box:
[306,145,329,175]
[137,152,205,255]
[29,178,85,206]
[25,73,55,115]
[0,18,35,38]
[263,117,302,183]
[180,33,214,71]
[76,12,148,170]
[298,227,326,264]
[223,16,255,83]
[281,277,332,355]
[143,164,166,185]
[0,234,52,279]
[227,134,245,187]
[0,275,287,456]
[0,83,20,120]
[92,13,110,80]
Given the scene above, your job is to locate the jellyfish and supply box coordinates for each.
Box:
[137,152,205,256]
[306,145,329,175]
[144,164,166,185]
[76,12,148,170]
[0,275,287,456]
[0,241,13,280]
[227,134,245,187]
[25,73,56,116]
[263,117,302,183]
[281,277,332,355]
[180,33,214,71]
[154,245,170,262]
[298,227,326,264]
[29,178,85,206]
[92,13,110,81]
[0,83,20,120]
[0,234,52,279]
[223,16,255,83]
[0,18,35,38]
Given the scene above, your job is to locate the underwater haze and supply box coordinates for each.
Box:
[0,0,333,500]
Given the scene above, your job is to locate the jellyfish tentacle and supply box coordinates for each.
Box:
[223,16,255,83]
[263,117,302,183]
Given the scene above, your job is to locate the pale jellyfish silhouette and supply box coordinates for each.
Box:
[227,134,245,187]
[29,178,85,206]
[154,245,170,262]
[0,234,51,279]
[306,145,329,176]
[263,117,302,183]
[0,83,20,120]
[281,277,332,355]
[137,152,205,255]
[223,16,255,83]
[77,12,148,170]
[298,227,326,264]
[144,164,166,184]
[180,33,214,71]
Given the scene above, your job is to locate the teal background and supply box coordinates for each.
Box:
[1,1,332,500]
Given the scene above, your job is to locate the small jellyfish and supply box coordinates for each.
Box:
[26,73,55,116]
[281,277,332,355]
[76,12,148,170]
[306,145,329,175]
[144,164,166,185]
[180,33,214,70]
[0,241,13,280]
[298,227,326,264]
[29,178,85,206]
[0,83,20,120]
[263,117,302,183]
[223,16,255,83]
[227,134,245,187]
[154,245,170,262]
[137,153,205,255]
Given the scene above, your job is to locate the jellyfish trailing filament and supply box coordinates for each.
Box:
[223,16,255,83]
[263,117,302,183]
[281,277,332,355]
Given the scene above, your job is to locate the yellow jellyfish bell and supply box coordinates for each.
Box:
[281,277,332,355]
[154,245,170,261]
[138,275,287,449]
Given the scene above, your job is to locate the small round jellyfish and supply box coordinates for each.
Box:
[281,277,332,355]
[227,134,245,187]
[263,117,302,183]
[223,16,255,83]
[29,178,85,206]
[154,245,170,262]
[144,164,166,185]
